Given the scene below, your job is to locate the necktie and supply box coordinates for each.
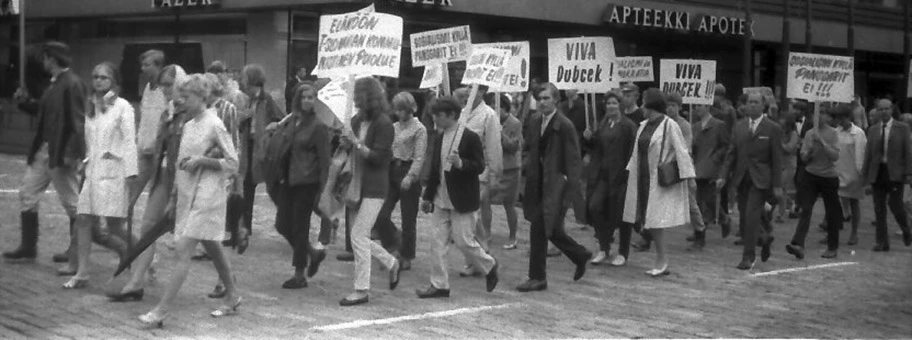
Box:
[750,119,757,134]
[882,123,888,163]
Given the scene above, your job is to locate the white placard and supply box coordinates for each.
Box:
[547,37,617,92]
[474,41,530,92]
[786,52,854,103]
[410,25,472,68]
[460,47,511,88]
[419,64,444,89]
[615,56,654,82]
[660,59,717,105]
[312,11,403,79]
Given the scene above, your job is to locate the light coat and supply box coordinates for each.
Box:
[622,117,695,229]
[77,96,138,218]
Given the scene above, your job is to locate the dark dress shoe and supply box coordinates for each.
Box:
[685,234,696,242]
[52,252,69,263]
[736,258,755,270]
[734,238,743,246]
[903,232,912,247]
[573,254,591,281]
[761,236,774,262]
[389,260,401,290]
[847,234,859,246]
[191,253,211,261]
[336,252,355,262]
[720,220,732,238]
[785,243,805,260]
[400,259,411,271]
[208,284,227,299]
[416,286,451,299]
[687,231,706,251]
[339,295,369,306]
[107,289,144,302]
[820,250,837,259]
[486,260,499,292]
[872,244,890,252]
[307,249,327,278]
[282,277,308,289]
[631,240,651,252]
[516,279,547,292]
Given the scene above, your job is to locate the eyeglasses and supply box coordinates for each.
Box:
[93,75,111,80]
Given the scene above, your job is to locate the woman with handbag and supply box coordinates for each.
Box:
[621,89,696,277]
[61,62,139,289]
[338,77,401,306]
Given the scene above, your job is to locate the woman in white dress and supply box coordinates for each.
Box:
[833,105,866,245]
[62,62,138,289]
[139,74,241,327]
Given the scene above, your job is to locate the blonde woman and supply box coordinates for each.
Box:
[62,62,138,289]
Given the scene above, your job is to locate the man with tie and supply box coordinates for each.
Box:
[690,104,732,249]
[862,99,912,251]
[517,83,592,292]
[719,92,783,270]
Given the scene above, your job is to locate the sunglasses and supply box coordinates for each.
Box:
[93,75,111,80]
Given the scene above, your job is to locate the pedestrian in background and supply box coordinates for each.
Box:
[690,103,732,246]
[776,111,800,223]
[863,98,912,252]
[131,50,167,207]
[63,62,138,289]
[833,105,867,246]
[490,93,523,250]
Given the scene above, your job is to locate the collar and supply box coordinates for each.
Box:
[51,68,70,83]
[93,91,117,111]
[625,105,640,114]
[542,109,557,120]
[884,118,894,129]
[750,115,764,125]
[296,75,305,83]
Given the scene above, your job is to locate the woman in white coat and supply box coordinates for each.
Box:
[622,89,696,276]
[62,62,139,289]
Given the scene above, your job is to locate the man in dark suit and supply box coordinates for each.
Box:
[417,97,499,298]
[862,98,912,251]
[690,104,731,249]
[285,65,310,113]
[517,83,592,292]
[719,92,783,270]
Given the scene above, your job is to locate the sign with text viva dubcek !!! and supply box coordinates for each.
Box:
[474,41,530,92]
[787,52,854,103]
[660,59,716,105]
[312,10,403,79]
[461,47,511,88]
[548,37,617,92]
[410,25,471,68]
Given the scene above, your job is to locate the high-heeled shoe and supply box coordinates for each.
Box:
[138,311,165,329]
[211,296,243,317]
[62,276,89,289]
[645,265,670,277]
[107,289,144,302]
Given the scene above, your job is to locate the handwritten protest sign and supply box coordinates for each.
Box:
[548,37,617,92]
[615,56,654,82]
[419,64,444,89]
[410,25,471,67]
[786,52,854,103]
[475,41,530,92]
[460,47,511,88]
[660,59,716,105]
[312,10,403,79]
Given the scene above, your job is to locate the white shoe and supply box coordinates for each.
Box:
[610,255,627,267]
[590,251,607,264]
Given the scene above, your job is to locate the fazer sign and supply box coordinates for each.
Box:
[152,0,220,9]
[604,4,750,36]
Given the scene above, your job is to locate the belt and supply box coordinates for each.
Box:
[392,159,413,167]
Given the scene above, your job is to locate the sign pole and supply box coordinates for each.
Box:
[494,90,500,116]
[813,100,821,131]
[18,0,25,91]
[440,63,451,97]
[584,90,591,133]
[462,84,479,120]
[590,89,597,127]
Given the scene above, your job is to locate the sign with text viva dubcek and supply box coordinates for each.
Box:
[312,10,403,79]
[786,52,854,103]
[461,47,511,88]
[410,25,471,68]
[660,59,716,105]
[474,41,530,92]
[548,37,617,92]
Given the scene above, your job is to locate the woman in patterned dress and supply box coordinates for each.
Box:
[138,74,241,327]
[62,62,138,289]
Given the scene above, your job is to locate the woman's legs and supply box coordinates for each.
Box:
[149,236,198,315]
[71,215,98,279]
[200,240,237,303]
[348,198,397,300]
[120,181,173,293]
[848,198,861,245]
[651,229,668,271]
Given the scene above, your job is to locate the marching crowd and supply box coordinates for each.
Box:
[3,41,912,328]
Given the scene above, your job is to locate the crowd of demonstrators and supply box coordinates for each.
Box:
[8,40,912,330]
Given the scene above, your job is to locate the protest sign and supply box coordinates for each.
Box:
[548,37,617,92]
[660,59,716,105]
[786,52,854,103]
[460,47,511,88]
[410,25,471,67]
[615,56,654,82]
[419,64,444,89]
[474,41,530,92]
[312,10,403,79]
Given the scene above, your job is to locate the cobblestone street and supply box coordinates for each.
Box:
[1,154,911,339]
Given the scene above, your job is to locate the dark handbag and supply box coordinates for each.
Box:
[657,120,683,187]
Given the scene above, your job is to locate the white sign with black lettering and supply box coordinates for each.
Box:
[548,37,617,92]
[410,25,472,67]
[660,59,716,105]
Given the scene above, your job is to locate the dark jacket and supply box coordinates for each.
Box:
[721,116,783,190]
[150,108,187,192]
[423,126,485,213]
[863,119,912,183]
[692,117,731,180]
[351,112,394,199]
[28,69,87,168]
[243,90,286,184]
[287,114,331,188]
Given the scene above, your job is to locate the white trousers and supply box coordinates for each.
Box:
[431,208,495,290]
[351,198,397,291]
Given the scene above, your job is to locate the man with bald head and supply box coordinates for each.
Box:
[718,92,783,270]
[862,98,912,251]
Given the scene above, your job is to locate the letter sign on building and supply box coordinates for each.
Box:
[153,0,220,9]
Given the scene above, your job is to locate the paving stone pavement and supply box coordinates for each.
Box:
[1,153,911,339]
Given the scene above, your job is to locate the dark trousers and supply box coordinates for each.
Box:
[696,179,717,224]
[529,203,590,281]
[791,171,842,250]
[872,164,911,247]
[737,176,772,259]
[374,161,420,260]
[225,194,244,240]
[241,159,258,235]
[274,183,320,269]
[588,178,632,256]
